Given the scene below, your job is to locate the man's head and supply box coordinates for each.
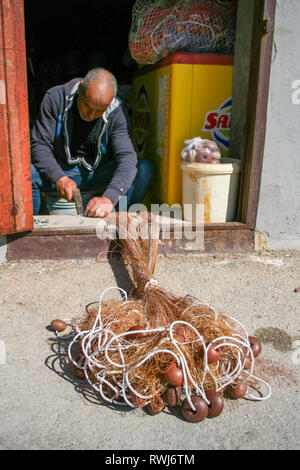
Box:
[77,68,117,122]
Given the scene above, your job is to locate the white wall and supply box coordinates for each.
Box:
[0,236,7,263]
[256,0,300,249]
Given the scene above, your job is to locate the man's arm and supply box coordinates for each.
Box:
[31,91,77,201]
[31,91,66,184]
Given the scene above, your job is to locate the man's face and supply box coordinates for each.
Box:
[77,82,114,122]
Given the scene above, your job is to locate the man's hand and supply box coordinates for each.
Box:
[84,196,114,218]
[56,176,78,202]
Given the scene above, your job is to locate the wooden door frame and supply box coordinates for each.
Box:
[0,0,33,236]
[4,0,277,258]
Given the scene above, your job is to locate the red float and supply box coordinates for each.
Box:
[205,390,224,418]
[207,343,222,363]
[164,386,182,407]
[127,325,149,339]
[181,396,208,423]
[51,319,67,332]
[164,363,183,387]
[248,336,262,358]
[228,382,247,399]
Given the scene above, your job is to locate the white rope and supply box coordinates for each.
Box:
[63,286,271,411]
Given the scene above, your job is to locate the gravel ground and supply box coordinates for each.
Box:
[0,250,299,450]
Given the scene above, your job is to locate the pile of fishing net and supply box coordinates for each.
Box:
[129,0,237,65]
[51,213,271,422]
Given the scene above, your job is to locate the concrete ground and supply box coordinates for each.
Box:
[0,250,299,450]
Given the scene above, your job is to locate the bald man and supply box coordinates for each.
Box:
[31,68,153,217]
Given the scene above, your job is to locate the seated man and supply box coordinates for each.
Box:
[31,67,153,217]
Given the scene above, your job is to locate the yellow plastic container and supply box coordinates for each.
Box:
[132,52,234,206]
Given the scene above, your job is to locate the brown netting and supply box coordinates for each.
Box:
[63,212,271,417]
[129,0,237,65]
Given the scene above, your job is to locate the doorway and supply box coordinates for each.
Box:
[24,0,137,129]
[1,0,276,258]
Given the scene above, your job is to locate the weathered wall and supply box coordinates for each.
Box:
[256,0,300,249]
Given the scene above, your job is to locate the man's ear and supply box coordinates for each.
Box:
[77,81,83,94]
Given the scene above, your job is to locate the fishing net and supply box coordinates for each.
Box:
[51,212,271,421]
[129,0,237,65]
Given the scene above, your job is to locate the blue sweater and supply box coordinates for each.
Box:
[31,78,138,204]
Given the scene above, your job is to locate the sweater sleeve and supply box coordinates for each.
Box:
[31,91,65,184]
[102,108,138,205]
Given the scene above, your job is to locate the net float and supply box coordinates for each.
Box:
[164,362,183,387]
[181,396,208,423]
[248,336,262,358]
[50,319,67,332]
[243,354,252,370]
[228,382,248,399]
[205,390,224,418]
[207,343,222,363]
[164,386,182,407]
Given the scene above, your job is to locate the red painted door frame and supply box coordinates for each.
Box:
[0,0,33,236]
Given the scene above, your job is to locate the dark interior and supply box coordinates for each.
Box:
[24,0,137,126]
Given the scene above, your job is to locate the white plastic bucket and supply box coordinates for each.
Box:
[45,191,96,215]
[180,158,241,224]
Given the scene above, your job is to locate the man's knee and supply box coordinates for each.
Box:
[137,158,154,181]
